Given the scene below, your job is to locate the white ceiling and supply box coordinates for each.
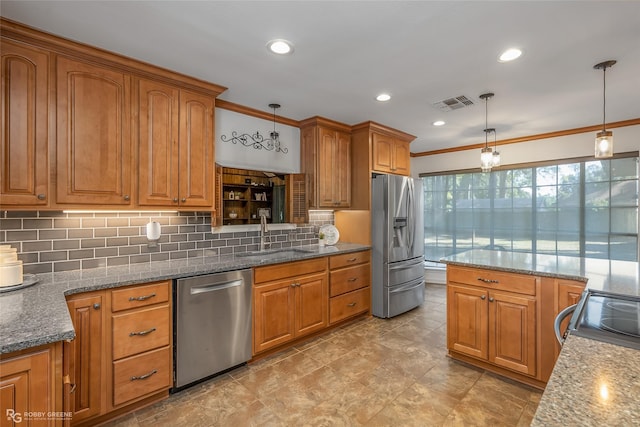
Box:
[2,1,639,154]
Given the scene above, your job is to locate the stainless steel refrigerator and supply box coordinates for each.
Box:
[371,173,425,318]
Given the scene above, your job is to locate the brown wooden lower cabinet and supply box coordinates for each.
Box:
[0,343,63,427]
[253,258,329,354]
[64,280,172,426]
[252,251,372,356]
[446,264,588,389]
[328,251,371,324]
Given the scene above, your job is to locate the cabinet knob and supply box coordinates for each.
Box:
[489,297,495,302]
[93,303,101,310]
[181,198,186,203]
[37,194,46,200]
[480,295,486,300]
[123,194,130,201]
[173,198,179,203]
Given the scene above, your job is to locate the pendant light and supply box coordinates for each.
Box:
[479,93,494,172]
[491,128,501,167]
[593,60,616,158]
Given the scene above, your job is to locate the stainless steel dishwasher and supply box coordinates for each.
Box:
[174,269,252,390]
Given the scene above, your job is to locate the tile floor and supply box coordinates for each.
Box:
[108,284,541,426]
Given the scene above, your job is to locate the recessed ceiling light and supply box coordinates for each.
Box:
[499,48,522,62]
[432,120,446,126]
[267,39,294,55]
[376,93,391,102]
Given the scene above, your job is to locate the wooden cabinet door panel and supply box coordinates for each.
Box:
[178,90,214,207]
[137,79,179,206]
[489,291,537,376]
[253,281,295,354]
[0,348,55,427]
[317,127,336,207]
[66,293,103,423]
[1,40,49,206]
[372,133,393,173]
[334,131,351,206]
[56,56,131,205]
[393,140,410,175]
[447,284,488,360]
[295,272,328,337]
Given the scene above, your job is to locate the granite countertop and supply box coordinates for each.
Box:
[0,243,369,354]
[531,335,640,426]
[440,249,640,296]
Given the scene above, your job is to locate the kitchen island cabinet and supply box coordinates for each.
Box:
[441,249,637,389]
[447,267,538,379]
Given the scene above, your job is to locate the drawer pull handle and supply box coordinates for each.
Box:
[348,278,358,282]
[347,258,357,262]
[347,302,356,307]
[477,278,499,284]
[129,293,156,302]
[130,327,157,337]
[131,369,157,381]
[69,383,76,394]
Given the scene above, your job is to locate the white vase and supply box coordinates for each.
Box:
[318,239,325,247]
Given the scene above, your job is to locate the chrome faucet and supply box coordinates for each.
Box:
[259,214,269,251]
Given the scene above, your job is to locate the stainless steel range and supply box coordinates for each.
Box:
[556,290,640,350]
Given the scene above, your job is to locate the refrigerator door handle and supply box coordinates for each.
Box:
[388,258,424,271]
[389,277,425,294]
[407,178,414,252]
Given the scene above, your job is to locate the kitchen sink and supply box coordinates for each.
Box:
[236,248,315,258]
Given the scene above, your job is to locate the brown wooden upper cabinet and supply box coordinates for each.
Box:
[56,55,133,206]
[1,40,49,207]
[137,79,215,208]
[300,117,351,209]
[372,131,411,176]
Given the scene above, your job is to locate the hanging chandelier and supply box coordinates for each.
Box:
[593,60,616,158]
[479,92,495,172]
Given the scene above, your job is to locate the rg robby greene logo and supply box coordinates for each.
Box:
[5,409,72,422]
[6,409,22,423]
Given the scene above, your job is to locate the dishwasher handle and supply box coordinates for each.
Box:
[190,279,243,295]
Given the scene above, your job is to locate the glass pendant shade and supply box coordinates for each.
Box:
[492,150,501,167]
[595,130,613,158]
[480,147,493,172]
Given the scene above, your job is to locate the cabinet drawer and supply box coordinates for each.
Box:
[111,281,170,312]
[329,250,370,270]
[112,305,170,360]
[254,257,327,284]
[330,263,370,297]
[112,346,171,407]
[330,287,370,324]
[447,266,536,296]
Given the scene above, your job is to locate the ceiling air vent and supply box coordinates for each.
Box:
[432,95,475,112]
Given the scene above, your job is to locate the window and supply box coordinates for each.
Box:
[422,155,639,262]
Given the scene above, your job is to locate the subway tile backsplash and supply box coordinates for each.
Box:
[1,210,335,275]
